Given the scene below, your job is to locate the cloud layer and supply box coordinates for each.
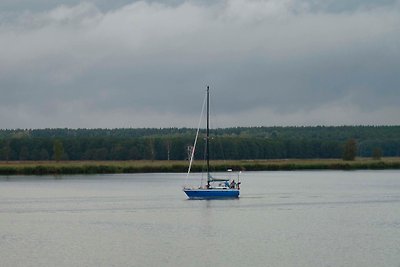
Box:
[1,0,400,128]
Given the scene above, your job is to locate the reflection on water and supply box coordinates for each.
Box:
[1,171,400,267]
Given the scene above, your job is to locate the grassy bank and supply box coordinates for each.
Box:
[0,158,400,175]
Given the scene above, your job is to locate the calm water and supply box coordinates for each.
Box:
[1,171,400,267]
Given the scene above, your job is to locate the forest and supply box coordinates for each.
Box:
[0,126,399,161]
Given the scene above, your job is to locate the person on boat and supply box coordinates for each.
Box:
[224,181,230,188]
[230,180,236,189]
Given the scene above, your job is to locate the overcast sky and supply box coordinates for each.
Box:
[1,0,399,128]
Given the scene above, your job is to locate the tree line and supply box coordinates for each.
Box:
[0,126,399,161]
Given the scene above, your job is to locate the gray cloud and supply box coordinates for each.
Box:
[1,0,400,128]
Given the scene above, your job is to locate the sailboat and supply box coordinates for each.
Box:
[183,86,241,199]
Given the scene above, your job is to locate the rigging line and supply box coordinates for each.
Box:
[184,90,207,186]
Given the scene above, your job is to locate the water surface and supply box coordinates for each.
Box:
[1,171,400,267]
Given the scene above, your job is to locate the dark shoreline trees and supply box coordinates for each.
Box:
[0,126,399,161]
[342,139,357,161]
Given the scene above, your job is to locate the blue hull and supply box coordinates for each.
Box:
[183,189,239,199]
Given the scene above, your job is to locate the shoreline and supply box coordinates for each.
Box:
[0,158,400,175]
